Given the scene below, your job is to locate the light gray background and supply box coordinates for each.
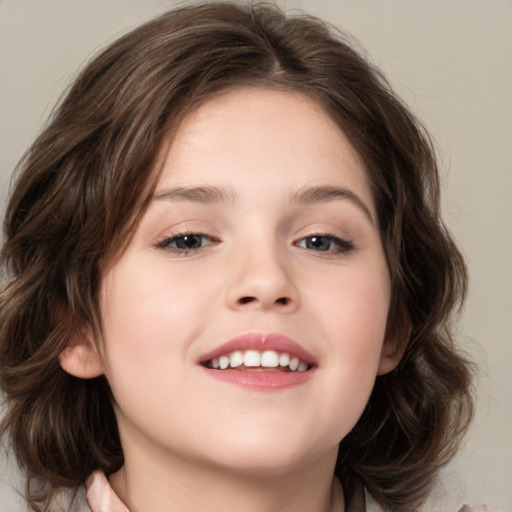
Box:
[1,1,511,511]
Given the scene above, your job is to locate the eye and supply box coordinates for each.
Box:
[156,233,219,254]
[295,234,354,254]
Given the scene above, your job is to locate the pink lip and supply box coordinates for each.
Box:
[198,332,317,366]
[198,332,317,392]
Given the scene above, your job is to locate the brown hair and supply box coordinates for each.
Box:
[0,2,473,511]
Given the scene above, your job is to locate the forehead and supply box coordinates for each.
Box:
[154,87,374,212]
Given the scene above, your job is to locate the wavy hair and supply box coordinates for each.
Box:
[0,2,473,511]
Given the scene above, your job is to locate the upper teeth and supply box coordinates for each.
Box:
[209,350,309,372]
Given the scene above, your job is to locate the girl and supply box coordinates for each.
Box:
[0,2,474,511]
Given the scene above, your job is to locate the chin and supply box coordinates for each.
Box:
[209,453,313,477]
[197,434,336,478]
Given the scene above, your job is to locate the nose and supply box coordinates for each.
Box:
[225,244,299,313]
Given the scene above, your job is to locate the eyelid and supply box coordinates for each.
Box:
[293,232,355,255]
[155,230,220,255]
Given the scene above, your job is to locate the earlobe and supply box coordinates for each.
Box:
[378,312,412,375]
[59,329,104,379]
[377,337,408,376]
[377,348,402,375]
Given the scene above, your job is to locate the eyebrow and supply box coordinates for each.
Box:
[153,185,234,203]
[153,184,374,224]
[291,185,375,224]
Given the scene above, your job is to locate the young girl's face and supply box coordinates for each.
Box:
[89,88,394,476]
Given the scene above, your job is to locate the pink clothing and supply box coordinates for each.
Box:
[84,470,485,512]
[86,471,129,512]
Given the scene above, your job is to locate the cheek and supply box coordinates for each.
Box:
[317,260,390,346]
[96,258,227,420]
[308,284,389,446]
[309,260,390,405]
[99,259,213,361]
[97,265,194,419]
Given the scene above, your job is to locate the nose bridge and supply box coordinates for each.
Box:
[225,233,299,311]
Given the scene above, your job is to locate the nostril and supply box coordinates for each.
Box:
[236,296,291,306]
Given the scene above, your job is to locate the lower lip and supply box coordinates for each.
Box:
[200,366,315,391]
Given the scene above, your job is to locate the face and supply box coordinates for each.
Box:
[79,88,394,476]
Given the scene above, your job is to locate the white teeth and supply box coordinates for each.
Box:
[298,361,308,372]
[208,350,310,372]
[244,350,261,367]
[219,355,230,370]
[289,357,299,371]
[261,350,279,367]
[279,353,290,367]
[229,350,244,368]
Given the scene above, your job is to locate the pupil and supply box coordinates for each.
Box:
[308,236,330,251]
[177,235,201,249]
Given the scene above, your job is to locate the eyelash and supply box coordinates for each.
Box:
[294,234,355,255]
[155,232,219,255]
[155,232,355,256]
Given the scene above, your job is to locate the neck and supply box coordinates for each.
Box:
[110,448,345,512]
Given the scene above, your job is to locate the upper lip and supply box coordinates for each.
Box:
[198,332,317,366]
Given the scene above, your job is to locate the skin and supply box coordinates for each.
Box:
[61,87,399,512]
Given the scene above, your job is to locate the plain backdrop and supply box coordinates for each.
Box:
[1,1,511,511]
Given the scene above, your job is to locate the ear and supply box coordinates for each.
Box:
[377,345,404,375]
[59,328,104,379]
[377,331,410,376]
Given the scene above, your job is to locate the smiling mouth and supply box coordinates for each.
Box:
[203,350,310,372]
